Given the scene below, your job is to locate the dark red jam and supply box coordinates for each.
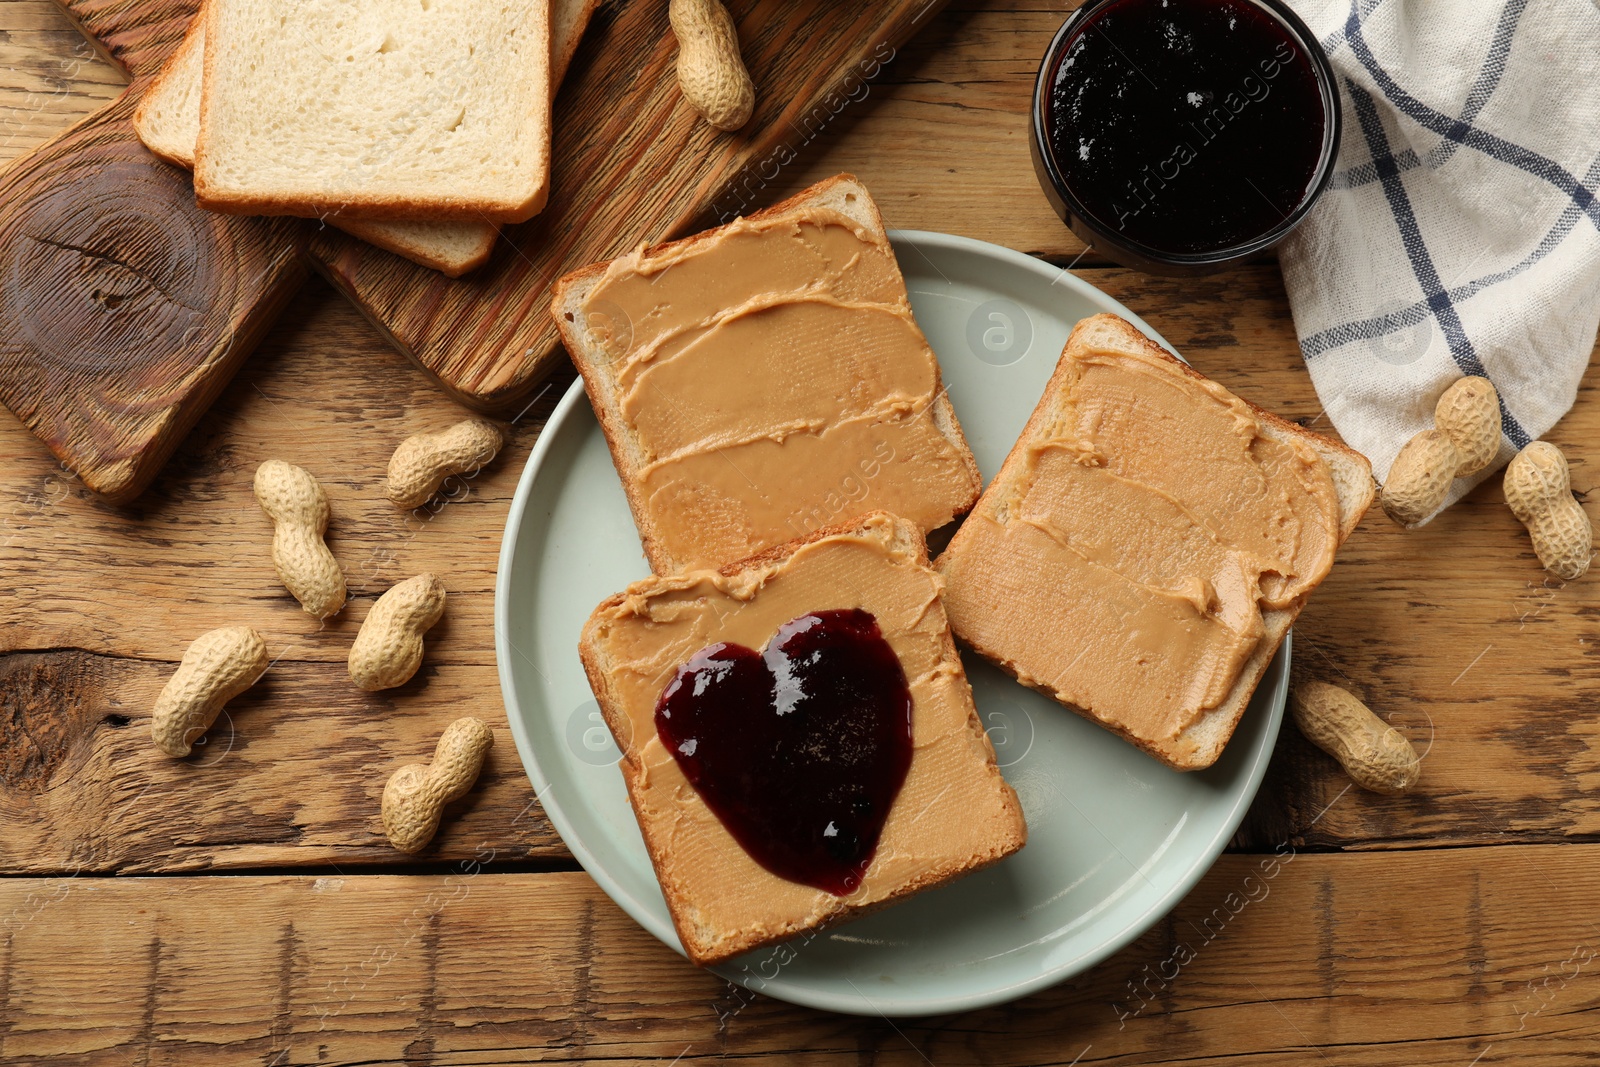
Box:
[654,609,914,896]
[1045,0,1328,256]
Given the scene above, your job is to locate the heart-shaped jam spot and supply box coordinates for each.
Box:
[654,609,914,895]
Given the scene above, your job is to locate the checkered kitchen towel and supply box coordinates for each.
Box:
[1279,0,1600,519]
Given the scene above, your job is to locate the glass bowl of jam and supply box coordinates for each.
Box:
[1030,0,1340,275]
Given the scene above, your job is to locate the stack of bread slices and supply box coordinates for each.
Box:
[134,0,599,276]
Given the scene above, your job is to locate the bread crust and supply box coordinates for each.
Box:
[551,0,601,92]
[131,10,204,169]
[193,0,552,224]
[194,186,549,225]
[331,219,498,278]
[552,173,885,304]
[579,511,1026,965]
[936,313,1374,771]
[551,173,981,574]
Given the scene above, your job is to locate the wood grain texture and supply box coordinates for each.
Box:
[0,650,564,873]
[764,0,1098,262]
[0,0,306,504]
[0,91,306,504]
[3,847,1599,1063]
[5,270,1600,876]
[311,0,957,411]
[0,280,569,873]
[4,2,1600,1058]
[0,4,122,158]
[49,0,193,79]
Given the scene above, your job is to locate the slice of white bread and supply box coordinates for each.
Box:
[136,0,595,274]
[935,314,1375,771]
[579,511,1027,966]
[193,0,552,224]
[133,17,495,275]
[551,174,983,573]
[131,15,206,168]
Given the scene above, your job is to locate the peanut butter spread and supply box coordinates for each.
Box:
[938,336,1341,744]
[583,515,1025,959]
[581,209,978,570]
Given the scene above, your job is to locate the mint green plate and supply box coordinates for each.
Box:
[495,231,1286,1017]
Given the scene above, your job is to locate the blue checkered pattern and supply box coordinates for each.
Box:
[1280,0,1600,519]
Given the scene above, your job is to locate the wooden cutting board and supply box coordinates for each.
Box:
[0,0,305,504]
[311,0,949,409]
[1,0,947,502]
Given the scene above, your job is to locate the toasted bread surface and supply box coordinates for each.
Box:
[552,174,982,574]
[579,511,1027,965]
[935,314,1374,771]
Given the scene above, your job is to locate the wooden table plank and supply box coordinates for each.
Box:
[4,0,1600,1059]
[760,2,1093,261]
[0,279,563,666]
[0,1,121,160]
[0,279,572,873]
[0,653,566,872]
[5,265,1600,872]
[3,846,1598,1063]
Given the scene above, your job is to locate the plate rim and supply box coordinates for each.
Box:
[495,230,1287,1016]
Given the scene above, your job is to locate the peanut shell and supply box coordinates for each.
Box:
[254,460,346,618]
[151,626,268,757]
[1381,428,1460,527]
[1505,441,1592,580]
[1291,680,1420,795]
[386,419,505,510]
[1434,376,1501,477]
[349,573,447,691]
[381,717,494,852]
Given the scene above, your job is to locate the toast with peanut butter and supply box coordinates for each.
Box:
[935,314,1374,771]
[551,174,983,573]
[580,511,1026,966]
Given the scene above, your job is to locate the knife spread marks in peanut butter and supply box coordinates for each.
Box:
[580,209,979,570]
[938,331,1341,743]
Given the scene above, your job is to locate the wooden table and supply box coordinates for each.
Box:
[3,1,1599,1062]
